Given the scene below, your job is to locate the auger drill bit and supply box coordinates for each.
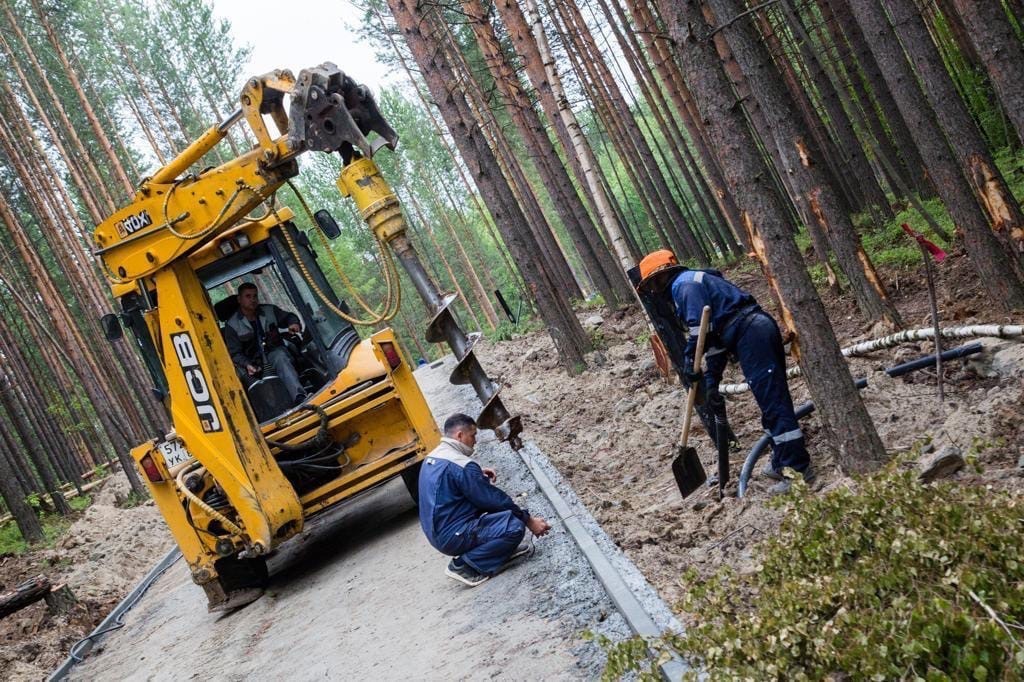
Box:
[337,158,523,450]
[291,63,522,449]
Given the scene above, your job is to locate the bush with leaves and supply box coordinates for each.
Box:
[598,464,1024,680]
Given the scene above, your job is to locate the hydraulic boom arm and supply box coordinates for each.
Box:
[94,63,522,448]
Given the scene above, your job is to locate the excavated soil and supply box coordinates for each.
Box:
[477,250,1024,612]
[2,249,1021,677]
[0,476,173,680]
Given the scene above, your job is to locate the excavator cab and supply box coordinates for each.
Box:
[197,217,355,421]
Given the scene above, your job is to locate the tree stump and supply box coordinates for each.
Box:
[44,584,77,615]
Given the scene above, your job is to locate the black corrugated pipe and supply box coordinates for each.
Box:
[884,342,983,377]
[737,342,987,496]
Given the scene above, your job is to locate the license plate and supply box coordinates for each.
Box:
[158,439,192,469]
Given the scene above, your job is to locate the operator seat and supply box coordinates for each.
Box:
[213,293,291,422]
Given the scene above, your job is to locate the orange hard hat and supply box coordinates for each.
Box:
[637,250,684,292]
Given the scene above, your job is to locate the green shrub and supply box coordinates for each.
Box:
[599,464,1024,680]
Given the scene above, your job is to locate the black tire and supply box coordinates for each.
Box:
[400,461,423,505]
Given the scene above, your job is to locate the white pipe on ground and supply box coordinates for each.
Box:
[719,324,1024,395]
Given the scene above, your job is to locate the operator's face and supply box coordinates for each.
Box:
[238,288,259,315]
[454,425,478,449]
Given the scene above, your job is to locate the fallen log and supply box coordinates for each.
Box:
[0,576,51,619]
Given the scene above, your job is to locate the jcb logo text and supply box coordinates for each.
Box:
[171,332,222,433]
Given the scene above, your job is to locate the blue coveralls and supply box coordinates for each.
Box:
[669,270,810,474]
[418,439,528,576]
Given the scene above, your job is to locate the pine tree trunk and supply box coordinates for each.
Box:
[462,0,630,306]
[388,0,592,374]
[28,0,134,199]
[552,0,706,262]
[658,0,889,474]
[0,434,43,543]
[847,0,1024,309]
[624,0,750,250]
[948,0,1024,146]
[877,0,1024,287]
[376,17,531,304]
[494,0,639,274]
[711,0,903,327]
[426,193,500,330]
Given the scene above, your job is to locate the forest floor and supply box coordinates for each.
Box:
[0,476,173,680]
[476,246,1024,613]
[2,242,1022,679]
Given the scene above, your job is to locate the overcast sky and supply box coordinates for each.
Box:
[209,0,397,93]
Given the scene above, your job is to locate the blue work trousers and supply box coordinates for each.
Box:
[439,510,526,576]
[704,312,809,473]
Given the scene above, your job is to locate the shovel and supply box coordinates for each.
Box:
[671,306,711,499]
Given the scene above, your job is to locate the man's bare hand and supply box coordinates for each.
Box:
[482,467,497,483]
[526,516,551,537]
[245,364,258,376]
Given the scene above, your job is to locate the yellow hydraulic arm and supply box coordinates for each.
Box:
[93,63,523,585]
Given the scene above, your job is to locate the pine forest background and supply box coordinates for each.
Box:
[1,0,1023,544]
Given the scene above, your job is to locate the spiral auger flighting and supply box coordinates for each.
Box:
[338,157,524,450]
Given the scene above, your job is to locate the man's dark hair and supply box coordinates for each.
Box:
[443,413,476,436]
[238,282,258,295]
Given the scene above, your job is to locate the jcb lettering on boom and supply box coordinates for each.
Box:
[171,332,222,432]
[115,209,153,238]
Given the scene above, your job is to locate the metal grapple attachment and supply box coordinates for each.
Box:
[288,63,399,159]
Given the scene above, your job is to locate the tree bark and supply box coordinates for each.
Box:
[658,0,889,474]
[495,0,640,274]
[28,0,134,200]
[948,0,1024,150]
[0,425,44,544]
[463,0,630,306]
[869,0,1024,295]
[710,0,903,327]
[388,0,592,374]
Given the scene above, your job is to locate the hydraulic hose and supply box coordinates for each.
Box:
[720,324,1022,395]
[175,464,244,536]
[736,342,986,496]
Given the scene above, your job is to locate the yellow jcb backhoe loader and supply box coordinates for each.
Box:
[94,64,521,610]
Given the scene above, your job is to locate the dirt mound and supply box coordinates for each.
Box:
[477,269,1023,613]
[0,476,172,680]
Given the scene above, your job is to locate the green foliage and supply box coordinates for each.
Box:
[0,493,92,554]
[483,316,542,343]
[116,490,147,509]
[599,463,1024,680]
[859,198,954,271]
[69,494,92,512]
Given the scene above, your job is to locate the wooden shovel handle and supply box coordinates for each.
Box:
[680,306,712,448]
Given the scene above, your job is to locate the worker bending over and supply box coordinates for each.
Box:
[638,250,813,493]
[418,413,551,587]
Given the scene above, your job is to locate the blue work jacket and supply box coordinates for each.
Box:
[417,438,529,552]
[669,269,757,365]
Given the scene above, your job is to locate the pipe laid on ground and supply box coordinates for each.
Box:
[737,341,989,496]
[884,342,982,377]
[737,379,868,497]
[720,324,1022,395]
[48,548,182,680]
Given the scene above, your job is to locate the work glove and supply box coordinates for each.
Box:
[682,369,702,390]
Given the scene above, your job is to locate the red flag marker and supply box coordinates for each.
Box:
[901,223,947,262]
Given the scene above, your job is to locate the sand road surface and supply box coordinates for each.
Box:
[69,358,674,680]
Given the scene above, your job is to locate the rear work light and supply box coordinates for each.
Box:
[379,342,401,370]
[139,453,163,482]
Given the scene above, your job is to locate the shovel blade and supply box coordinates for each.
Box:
[672,446,707,499]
